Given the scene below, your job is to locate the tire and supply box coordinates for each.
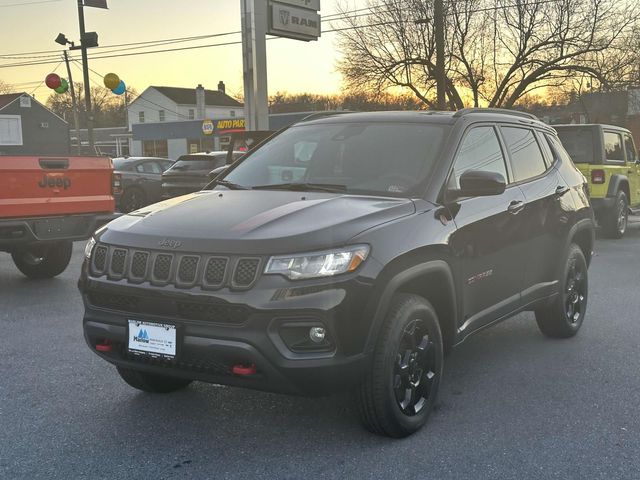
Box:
[355,293,443,438]
[11,241,73,279]
[117,367,192,393]
[535,244,588,338]
[119,187,147,213]
[603,190,628,239]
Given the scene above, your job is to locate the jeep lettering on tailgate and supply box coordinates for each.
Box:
[38,175,71,189]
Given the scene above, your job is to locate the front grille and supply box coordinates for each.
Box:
[90,244,263,290]
[176,302,249,324]
[234,258,260,287]
[111,249,127,275]
[130,252,149,278]
[89,292,139,312]
[93,246,107,272]
[204,257,227,286]
[153,254,173,282]
[178,256,199,284]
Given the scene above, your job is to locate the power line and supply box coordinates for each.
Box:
[0,0,61,7]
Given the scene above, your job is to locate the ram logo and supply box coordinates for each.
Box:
[279,9,290,25]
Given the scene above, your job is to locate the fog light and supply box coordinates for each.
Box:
[309,327,326,343]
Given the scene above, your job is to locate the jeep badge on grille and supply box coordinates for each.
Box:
[158,238,182,249]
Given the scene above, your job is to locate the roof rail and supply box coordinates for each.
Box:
[300,111,353,122]
[453,108,538,121]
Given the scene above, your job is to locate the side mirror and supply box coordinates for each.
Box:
[208,165,228,181]
[458,170,506,197]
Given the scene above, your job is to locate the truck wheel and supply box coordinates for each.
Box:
[535,244,588,338]
[11,241,73,279]
[603,190,628,239]
[355,293,443,438]
[117,367,192,393]
[120,187,147,213]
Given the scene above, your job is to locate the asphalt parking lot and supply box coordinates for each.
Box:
[2,228,640,480]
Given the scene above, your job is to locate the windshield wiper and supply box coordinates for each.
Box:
[251,182,347,193]
[216,179,250,190]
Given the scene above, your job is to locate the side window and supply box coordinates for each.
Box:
[137,162,161,174]
[604,132,624,162]
[623,134,637,163]
[501,127,547,182]
[452,126,508,188]
[545,134,574,164]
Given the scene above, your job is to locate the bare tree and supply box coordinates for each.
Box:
[336,0,640,109]
[0,79,14,94]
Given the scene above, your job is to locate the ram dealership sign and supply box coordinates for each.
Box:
[268,0,321,41]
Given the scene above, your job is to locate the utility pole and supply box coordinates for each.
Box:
[62,51,81,155]
[434,0,447,110]
[76,0,95,153]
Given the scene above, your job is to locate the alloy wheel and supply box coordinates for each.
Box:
[393,319,436,416]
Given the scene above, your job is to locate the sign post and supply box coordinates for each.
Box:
[241,0,320,131]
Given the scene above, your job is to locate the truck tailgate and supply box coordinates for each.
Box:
[0,156,115,219]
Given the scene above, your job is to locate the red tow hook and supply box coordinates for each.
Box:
[95,339,113,353]
[232,363,257,376]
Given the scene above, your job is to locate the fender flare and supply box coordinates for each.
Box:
[563,217,596,267]
[363,259,458,354]
[606,175,629,198]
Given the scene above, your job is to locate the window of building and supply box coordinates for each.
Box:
[188,109,195,120]
[187,138,215,154]
[0,115,23,146]
[501,127,547,182]
[138,111,145,123]
[142,140,168,158]
[604,132,624,162]
[230,110,236,118]
[452,126,507,188]
[159,110,165,122]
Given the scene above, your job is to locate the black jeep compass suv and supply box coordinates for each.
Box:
[80,109,595,437]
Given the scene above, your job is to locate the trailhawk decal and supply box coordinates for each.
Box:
[467,269,494,285]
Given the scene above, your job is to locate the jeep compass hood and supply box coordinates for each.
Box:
[99,190,417,254]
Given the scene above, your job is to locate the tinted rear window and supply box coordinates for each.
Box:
[555,129,594,164]
[170,155,226,171]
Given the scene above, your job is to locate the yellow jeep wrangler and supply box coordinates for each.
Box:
[555,124,640,238]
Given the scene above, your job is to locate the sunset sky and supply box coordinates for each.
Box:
[0,0,355,101]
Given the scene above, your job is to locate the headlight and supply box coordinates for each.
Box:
[264,245,369,280]
[84,237,96,259]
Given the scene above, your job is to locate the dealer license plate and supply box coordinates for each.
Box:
[127,320,176,359]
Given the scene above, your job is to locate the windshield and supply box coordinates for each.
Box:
[220,122,449,197]
[169,155,226,172]
[556,129,594,164]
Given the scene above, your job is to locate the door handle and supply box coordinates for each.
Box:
[555,185,570,197]
[508,200,525,215]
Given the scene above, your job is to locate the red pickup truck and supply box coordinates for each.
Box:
[0,156,117,278]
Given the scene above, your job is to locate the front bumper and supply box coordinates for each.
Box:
[0,213,118,251]
[80,267,375,396]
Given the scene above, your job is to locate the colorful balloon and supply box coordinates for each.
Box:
[54,78,69,94]
[45,73,61,89]
[103,73,120,90]
[111,80,126,95]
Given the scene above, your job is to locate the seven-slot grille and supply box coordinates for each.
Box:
[90,244,261,290]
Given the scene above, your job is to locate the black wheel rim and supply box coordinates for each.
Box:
[565,260,586,324]
[617,198,627,234]
[393,319,436,416]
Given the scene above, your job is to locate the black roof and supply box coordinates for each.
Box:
[151,86,243,107]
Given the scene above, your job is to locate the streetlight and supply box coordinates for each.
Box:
[55,33,81,154]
